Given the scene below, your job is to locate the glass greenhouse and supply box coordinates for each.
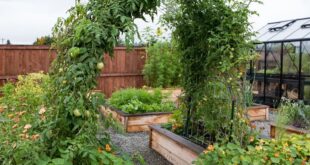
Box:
[248,17,310,106]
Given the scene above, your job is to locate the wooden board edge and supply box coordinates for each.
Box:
[149,125,204,154]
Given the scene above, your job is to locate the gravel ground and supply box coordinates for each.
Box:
[108,130,171,165]
[252,110,277,138]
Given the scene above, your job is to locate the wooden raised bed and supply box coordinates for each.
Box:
[247,104,269,121]
[100,105,172,132]
[149,125,204,165]
[270,122,310,138]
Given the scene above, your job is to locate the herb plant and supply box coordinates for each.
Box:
[109,88,175,114]
[277,99,310,130]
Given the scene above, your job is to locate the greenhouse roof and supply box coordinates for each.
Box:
[256,17,310,43]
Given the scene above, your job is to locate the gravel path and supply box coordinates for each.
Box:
[108,130,171,165]
[252,110,277,138]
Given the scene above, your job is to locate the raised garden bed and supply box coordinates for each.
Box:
[270,122,310,138]
[100,105,172,132]
[149,125,204,165]
[247,104,269,121]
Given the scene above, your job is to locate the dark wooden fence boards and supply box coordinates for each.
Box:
[0,45,146,97]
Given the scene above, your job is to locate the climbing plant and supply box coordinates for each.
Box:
[1,0,161,164]
[46,0,161,163]
[170,0,260,145]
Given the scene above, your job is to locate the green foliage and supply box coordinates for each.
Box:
[0,72,52,164]
[109,88,175,114]
[196,134,310,165]
[33,35,54,46]
[244,81,254,106]
[0,72,51,112]
[168,0,260,144]
[277,99,310,131]
[161,109,184,134]
[1,0,161,164]
[143,41,181,87]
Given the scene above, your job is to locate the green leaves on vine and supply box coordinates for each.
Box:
[170,0,260,144]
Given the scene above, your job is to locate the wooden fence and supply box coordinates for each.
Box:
[0,45,146,97]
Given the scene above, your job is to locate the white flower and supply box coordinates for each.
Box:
[39,107,46,115]
[24,124,32,130]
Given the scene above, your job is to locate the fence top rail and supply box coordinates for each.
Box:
[0,45,146,51]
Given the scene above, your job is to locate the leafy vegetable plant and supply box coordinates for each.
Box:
[109,88,175,114]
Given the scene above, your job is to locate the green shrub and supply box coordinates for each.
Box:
[277,100,310,130]
[196,134,310,165]
[109,88,175,114]
[0,72,52,164]
[143,41,181,88]
[0,72,51,112]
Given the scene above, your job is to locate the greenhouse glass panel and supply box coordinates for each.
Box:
[254,44,265,73]
[271,20,309,41]
[256,23,280,42]
[302,41,310,75]
[282,42,300,100]
[302,41,310,103]
[265,43,281,105]
[283,42,300,75]
[266,43,281,74]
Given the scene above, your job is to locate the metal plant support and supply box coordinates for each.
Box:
[183,84,237,147]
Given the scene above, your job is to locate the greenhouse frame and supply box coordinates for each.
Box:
[248,17,310,107]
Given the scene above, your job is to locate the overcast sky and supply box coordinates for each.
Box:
[0,0,309,44]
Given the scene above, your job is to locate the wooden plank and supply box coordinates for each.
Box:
[151,130,200,165]
[127,125,150,132]
[247,104,269,121]
[127,114,172,126]
[270,122,309,138]
[247,108,267,116]
[151,141,189,165]
[150,125,204,154]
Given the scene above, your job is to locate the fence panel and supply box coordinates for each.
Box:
[0,45,146,97]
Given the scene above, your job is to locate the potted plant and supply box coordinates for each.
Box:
[101,88,175,132]
[270,99,310,138]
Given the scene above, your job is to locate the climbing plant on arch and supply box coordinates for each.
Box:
[46,0,161,163]
[0,0,160,164]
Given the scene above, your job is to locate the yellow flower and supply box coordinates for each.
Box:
[156,27,163,36]
[31,134,40,141]
[7,114,14,118]
[249,136,255,142]
[12,124,18,129]
[98,147,103,153]
[255,145,263,151]
[289,157,294,162]
[203,150,209,154]
[207,145,215,151]
[274,152,279,158]
[105,144,112,152]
